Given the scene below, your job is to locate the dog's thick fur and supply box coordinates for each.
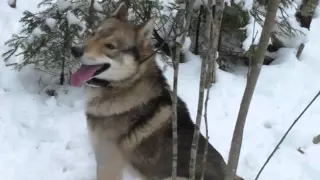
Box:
[71,2,243,180]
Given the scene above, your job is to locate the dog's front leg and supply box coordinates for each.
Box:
[97,164,123,180]
[95,143,126,180]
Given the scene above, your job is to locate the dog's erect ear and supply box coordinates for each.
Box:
[137,18,154,43]
[111,2,128,21]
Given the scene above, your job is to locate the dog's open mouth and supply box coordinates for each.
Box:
[71,64,110,87]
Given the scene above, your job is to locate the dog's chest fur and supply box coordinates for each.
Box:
[83,77,170,150]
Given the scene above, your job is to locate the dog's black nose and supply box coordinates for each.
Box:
[70,46,84,58]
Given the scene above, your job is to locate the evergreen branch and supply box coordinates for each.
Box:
[2,48,18,62]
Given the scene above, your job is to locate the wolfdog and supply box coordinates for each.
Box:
[70,2,244,180]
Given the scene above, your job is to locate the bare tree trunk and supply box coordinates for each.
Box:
[172,1,196,180]
[200,2,215,178]
[195,5,205,55]
[297,0,320,29]
[296,0,319,59]
[171,44,179,180]
[188,0,212,179]
[8,0,17,8]
[224,1,280,180]
[87,0,95,29]
[180,0,196,43]
[205,0,225,88]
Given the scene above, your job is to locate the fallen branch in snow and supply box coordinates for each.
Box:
[8,0,17,8]
[297,147,305,154]
[296,43,305,60]
[255,90,320,180]
[313,134,320,144]
[225,1,280,180]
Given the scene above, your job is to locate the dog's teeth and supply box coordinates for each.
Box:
[71,63,81,73]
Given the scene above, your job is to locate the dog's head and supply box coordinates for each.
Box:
[71,2,154,87]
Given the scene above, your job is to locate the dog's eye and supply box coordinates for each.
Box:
[105,44,116,50]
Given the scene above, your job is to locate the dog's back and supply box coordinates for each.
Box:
[127,77,228,179]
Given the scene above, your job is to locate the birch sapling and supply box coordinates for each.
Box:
[224,1,281,180]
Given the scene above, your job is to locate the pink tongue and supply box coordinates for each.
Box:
[71,65,103,87]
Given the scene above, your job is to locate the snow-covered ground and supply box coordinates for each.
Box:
[1,0,320,180]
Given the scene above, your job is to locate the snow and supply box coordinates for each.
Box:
[7,0,15,6]
[1,1,320,180]
[66,11,86,34]
[241,15,264,51]
[65,10,86,35]
[93,1,103,12]
[33,27,45,37]
[239,0,254,11]
[27,27,45,43]
[57,0,71,12]
[66,11,80,25]
[45,18,57,29]
[242,1,309,51]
